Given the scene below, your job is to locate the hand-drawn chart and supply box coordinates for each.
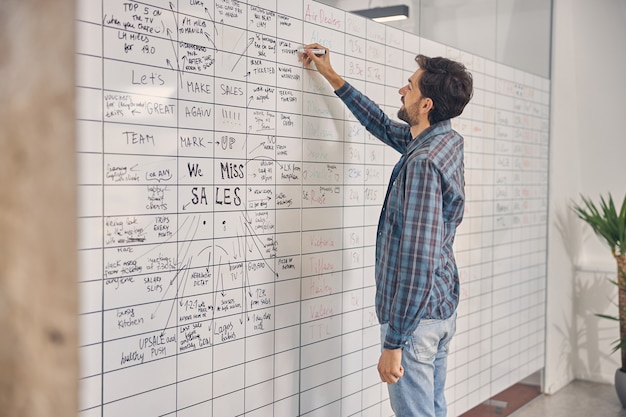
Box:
[76,0,549,415]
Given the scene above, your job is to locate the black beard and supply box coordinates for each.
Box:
[397,106,411,124]
[398,101,421,126]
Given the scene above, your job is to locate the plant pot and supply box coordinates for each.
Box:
[615,368,626,408]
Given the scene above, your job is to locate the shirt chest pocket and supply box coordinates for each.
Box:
[385,173,405,222]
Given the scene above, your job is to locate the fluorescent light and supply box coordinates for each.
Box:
[351,5,409,23]
[372,14,408,23]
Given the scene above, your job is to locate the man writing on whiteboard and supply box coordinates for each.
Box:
[300,44,473,417]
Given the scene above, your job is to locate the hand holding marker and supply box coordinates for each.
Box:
[298,44,345,90]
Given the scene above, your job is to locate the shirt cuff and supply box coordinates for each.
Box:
[383,325,411,350]
[334,81,352,98]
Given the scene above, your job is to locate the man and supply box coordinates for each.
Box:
[300,44,473,416]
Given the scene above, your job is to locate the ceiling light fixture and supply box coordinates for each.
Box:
[351,5,409,23]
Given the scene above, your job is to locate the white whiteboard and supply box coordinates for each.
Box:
[76,0,550,416]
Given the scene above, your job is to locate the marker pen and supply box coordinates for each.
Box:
[297,48,327,55]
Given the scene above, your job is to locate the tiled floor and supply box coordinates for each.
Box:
[510,380,626,417]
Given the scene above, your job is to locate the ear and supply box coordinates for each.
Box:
[420,97,434,114]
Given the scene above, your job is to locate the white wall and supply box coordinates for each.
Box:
[546,0,626,393]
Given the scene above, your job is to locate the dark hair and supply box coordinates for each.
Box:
[415,54,473,125]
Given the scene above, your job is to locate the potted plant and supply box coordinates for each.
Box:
[572,193,626,406]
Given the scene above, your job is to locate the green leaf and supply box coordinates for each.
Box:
[611,339,623,354]
[596,313,619,321]
[615,338,626,354]
[607,278,626,291]
[572,193,626,256]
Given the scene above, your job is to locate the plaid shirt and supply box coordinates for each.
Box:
[336,82,464,350]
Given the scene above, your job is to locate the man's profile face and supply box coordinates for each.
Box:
[397,69,424,126]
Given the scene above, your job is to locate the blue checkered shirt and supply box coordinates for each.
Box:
[336,82,464,350]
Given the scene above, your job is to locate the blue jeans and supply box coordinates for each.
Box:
[380,313,456,417]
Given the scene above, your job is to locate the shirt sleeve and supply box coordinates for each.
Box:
[335,82,412,154]
[384,157,444,350]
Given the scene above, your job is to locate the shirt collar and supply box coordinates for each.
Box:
[408,119,452,153]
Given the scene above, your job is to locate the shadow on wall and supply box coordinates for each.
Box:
[553,205,619,383]
[554,205,583,265]
[574,270,617,382]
